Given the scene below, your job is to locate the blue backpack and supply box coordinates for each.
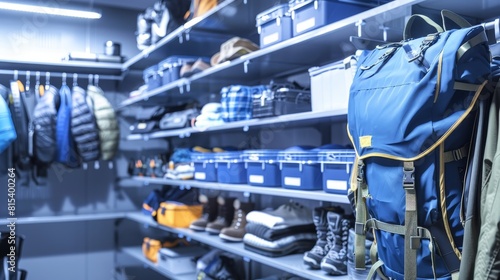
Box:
[347,11,491,279]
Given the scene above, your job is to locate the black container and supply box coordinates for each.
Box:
[252,87,311,118]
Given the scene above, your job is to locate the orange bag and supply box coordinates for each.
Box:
[157,201,203,228]
[142,238,165,263]
[185,0,218,20]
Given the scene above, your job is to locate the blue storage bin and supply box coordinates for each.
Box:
[158,56,200,86]
[215,152,246,184]
[243,150,282,187]
[143,65,161,91]
[319,150,355,194]
[256,4,293,48]
[278,150,322,190]
[290,0,368,36]
[192,153,217,182]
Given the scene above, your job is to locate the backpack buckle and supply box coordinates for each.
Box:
[403,162,415,189]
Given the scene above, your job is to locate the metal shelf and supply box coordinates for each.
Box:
[126,109,347,140]
[0,212,125,225]
[129,177,350,204]
[126,212,349,280]
[122,0,273,71]
[121,247,196,280]
[0,58,123,76]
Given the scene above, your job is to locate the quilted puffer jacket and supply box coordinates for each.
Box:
[87,85,119,160]
[33,85,60,164]
[71,86,100,162]
[0,85,16,153]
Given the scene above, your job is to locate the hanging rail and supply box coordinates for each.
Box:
[0,69,123,81]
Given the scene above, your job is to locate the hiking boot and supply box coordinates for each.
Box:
[189,194,218,231]
[303,206,344,269]
[320,212,352,275]
[206,196,236,235]
[219,200,254,242]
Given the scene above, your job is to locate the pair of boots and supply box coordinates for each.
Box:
[303,206,353,276]
[190,195,254,242]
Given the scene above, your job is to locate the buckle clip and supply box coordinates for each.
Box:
[403,162,415,189]
[355,222,365,235]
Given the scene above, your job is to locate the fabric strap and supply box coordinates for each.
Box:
[443,145,469,163]
[403,161,418,280]
[404,14,443,40]
[355,160,368,270]
[457,31,488,62]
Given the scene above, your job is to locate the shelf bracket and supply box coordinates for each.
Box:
[94,161,100,170]
[178,34,183,44]
[178,84,184,94]
[185,29,191,41]
[243,60,250,74]
[186,81,191,92]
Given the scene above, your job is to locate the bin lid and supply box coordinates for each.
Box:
[158,56,201,70]
[318,149,356,163]
[215,151,244,163]
[191,152,217,162]
[256,4,291,27]
[243,150,282,163]
[143,64,159,78]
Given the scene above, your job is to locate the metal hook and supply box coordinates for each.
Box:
[73,73,78,87]
[88,74,93,86]
[36,71,41,85]
[25,71,31,91]
[94,74,99,86]
[62,72,67,86]
[13,70,18,81]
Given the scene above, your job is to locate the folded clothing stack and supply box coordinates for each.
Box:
[164,148,198,180]
[243,201,316,257]
[194,103,225,128]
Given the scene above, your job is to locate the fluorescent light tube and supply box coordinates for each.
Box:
[0,2,102,19]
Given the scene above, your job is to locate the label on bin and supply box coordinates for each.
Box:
[296,17,316,33]
[249,175,264,184]
[284,177,301,187]
[195,172,206,180]
[263,32,279,45]
[326,180,347,191]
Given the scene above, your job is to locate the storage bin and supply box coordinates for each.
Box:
[308,55,357,112]
[157,201,203,228]
[278,150,322,190]
[215,152,247,184]
[319,149,355,194]
[252,87,311,118]
[158,246,209,275]
[143,64,161,91]
[256,4,293,48]
[158,56,199,86]
[243,150,282,187]
[290,0,368,36]
[192,152,218,182]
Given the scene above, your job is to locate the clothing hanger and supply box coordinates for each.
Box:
[73,73,78,87]
[94,74,99,87]
[62,72,67,86]
[88,74,93,88]
[25,71,31,92]
[13,70,18,81]
[45,71,50,90]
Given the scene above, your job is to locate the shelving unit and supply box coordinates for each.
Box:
[129,177,350,204]
[118,0,416,108]
[125,212,348,280]
[121,247,196,280]
[126,109,347,140]
[0,58,123,76]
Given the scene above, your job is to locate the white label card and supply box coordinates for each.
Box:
[326,180,348,191]
[296,17,316,33]
[284,177,301,187]
[263,32,279,45]
[195,172,206,180]
[249,175,264,184]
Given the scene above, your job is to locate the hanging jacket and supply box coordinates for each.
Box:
[56,84,79,167]
[87,85,119,160]
[33,85,60,164]
[475,79,500,279]
[0,85,16,154]
[71,86,100,162]
[9,81,33,171]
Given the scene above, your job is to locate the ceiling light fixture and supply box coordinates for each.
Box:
[0,2,102,19]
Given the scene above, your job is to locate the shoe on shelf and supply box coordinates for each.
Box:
[189,194,218,231]
[303,206,345,269]
[206,196,236,235]
[320,212,353,276]
[219,200,254,242]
